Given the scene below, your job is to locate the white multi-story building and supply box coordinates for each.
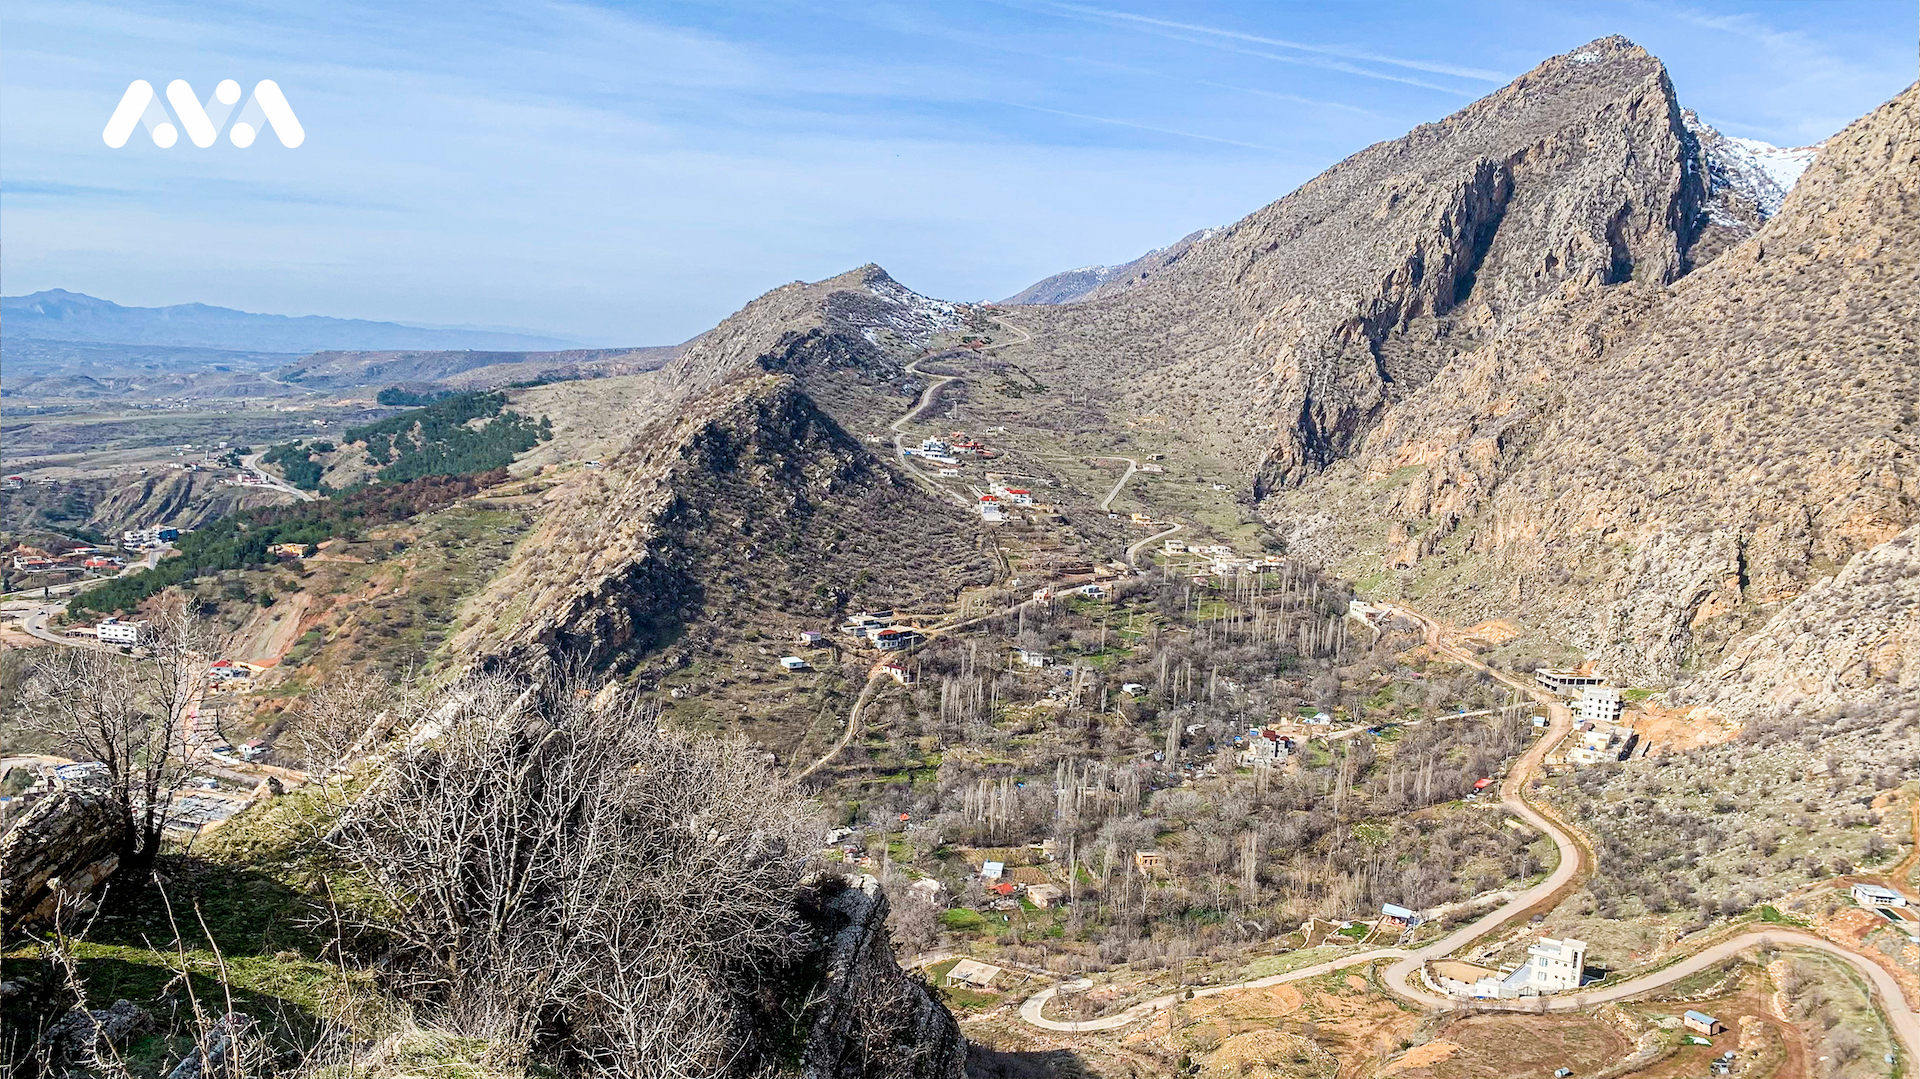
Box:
[1576,686,1624,725]
[96,619,151,646]
[121,526,179,548]
[1467,936,1587,998]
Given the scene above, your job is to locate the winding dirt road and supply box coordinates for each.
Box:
[1016,603,1919,1073]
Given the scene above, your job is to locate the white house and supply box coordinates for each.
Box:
[1575,686,1624,725]
[779,656,810,671]
[1469,937,1587,997]
[96,619,150,646]
[1852,883,1907,908]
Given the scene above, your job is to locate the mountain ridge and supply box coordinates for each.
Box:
[2,289,585,353]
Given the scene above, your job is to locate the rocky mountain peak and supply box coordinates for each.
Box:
[1009,34,1711,488]
[662,264,957,399]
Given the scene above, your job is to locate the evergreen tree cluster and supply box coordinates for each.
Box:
[346,391,551,483]
[70,471,505,616]
[261,441,328,491]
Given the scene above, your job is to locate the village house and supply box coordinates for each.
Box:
[1239,733,1289,767]
[208,660,252,683]
[1014,648,1051,668]
[122,526,180,548]
[1683,1011,1724,1035]
[945,959,1003,990]
[882,662,916,685]
[1380,903,1419,927]
[96,618,151,646]
[779,656,810,671]
[1025,884,1065,909]
[869,626,920,651]
[1566,722,1634,766]
[1473,937,1587,997]
[1133,850,1165,877]
[1852,883,1907,908]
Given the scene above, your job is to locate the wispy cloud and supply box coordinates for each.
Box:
[996,101,1288,151]
[1044,2,1506,87]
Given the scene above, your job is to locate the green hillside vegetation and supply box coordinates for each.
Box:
[69,472,504,617]
[344,391,551,483]
[375,386,454,407]
[261,440,330,492]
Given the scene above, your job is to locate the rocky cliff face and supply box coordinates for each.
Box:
[1676,526,1920,720]
[797,877,964,1079]
[1265,81,1917,689]
[0,468,295,538]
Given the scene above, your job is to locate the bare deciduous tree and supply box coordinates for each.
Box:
[330,671,825,1077]
[288,667,399,774]
[25,600,216,880]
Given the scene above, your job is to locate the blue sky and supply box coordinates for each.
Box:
[2,1,1913,346]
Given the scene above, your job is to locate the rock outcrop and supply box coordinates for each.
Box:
[798,877,964,1079]
[665,264,957,400]
[1677,526,1920,719]
[1,788,125,932]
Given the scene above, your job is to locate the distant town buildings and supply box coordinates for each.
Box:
[122,526,180,548]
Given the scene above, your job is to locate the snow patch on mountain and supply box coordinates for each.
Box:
[1684,110,1822,220]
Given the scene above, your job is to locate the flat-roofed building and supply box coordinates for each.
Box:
[1536,668,1603,695]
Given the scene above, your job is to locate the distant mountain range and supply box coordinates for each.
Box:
[1,289,584,353]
